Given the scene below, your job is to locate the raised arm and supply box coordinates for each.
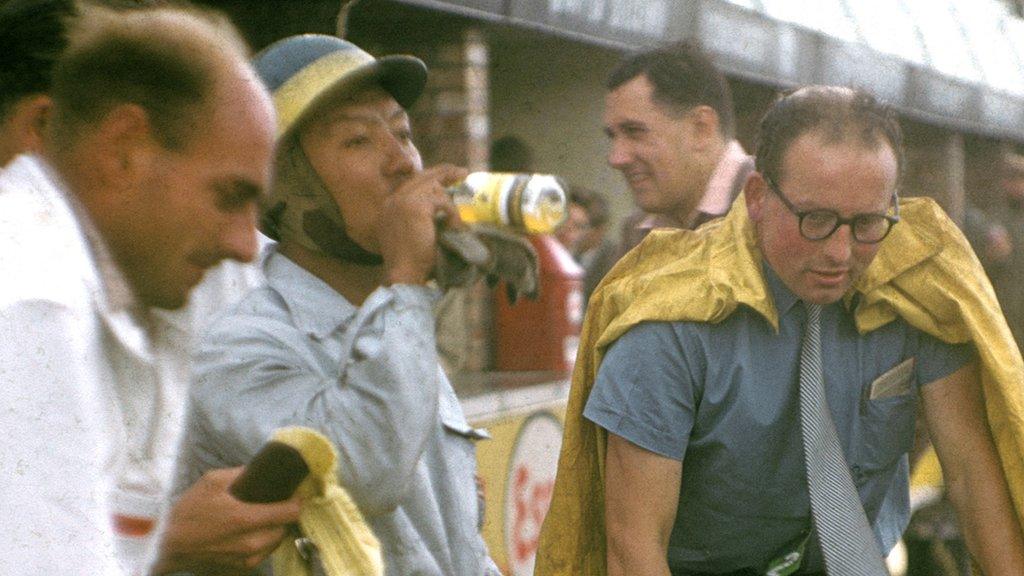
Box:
[920,360,1024,575]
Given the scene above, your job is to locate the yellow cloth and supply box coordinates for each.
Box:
[534,195,1024,575]
[910,448,944,489]
[270,427,384,576]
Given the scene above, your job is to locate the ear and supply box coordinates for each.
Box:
[91,103,158,185]
[686,105,721,151]
[1,95,52,160]
[744,171,769,222]
[11,95,54,156]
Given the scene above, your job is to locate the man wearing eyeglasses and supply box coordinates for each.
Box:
[535,86,1024,576]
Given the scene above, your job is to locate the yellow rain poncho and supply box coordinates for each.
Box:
[534,195,1024,575]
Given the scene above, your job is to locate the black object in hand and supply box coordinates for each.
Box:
[229,441,310,503]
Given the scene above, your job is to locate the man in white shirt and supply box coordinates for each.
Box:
[0,4,298,574]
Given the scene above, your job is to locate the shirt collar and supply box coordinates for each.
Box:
[38,159,142,320]
[696,140,750,217]
[762,261,801,318]
[638,212,682,231]
[263,247,357,339]
[638,140,751,231]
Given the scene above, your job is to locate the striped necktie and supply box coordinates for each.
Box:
[799,302,888,575]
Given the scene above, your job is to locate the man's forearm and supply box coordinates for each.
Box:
[945,456,1024,575]
[921,361,1024,575]
[607,537,671,576]
[603,434,681,576]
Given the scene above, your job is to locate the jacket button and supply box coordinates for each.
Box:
[851,465,864,482]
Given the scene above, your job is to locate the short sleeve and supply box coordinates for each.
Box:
[584,321,703,461]
[913,329,975,387]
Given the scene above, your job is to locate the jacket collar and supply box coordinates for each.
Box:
[263,247,357,339]
[17,156,154,361]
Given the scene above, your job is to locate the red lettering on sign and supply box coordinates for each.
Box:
[510,464,555,563]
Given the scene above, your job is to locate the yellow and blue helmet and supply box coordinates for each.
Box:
[253,34,427,140]
[253,35,427,262]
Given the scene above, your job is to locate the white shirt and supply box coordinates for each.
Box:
[0,155,263,575]
[0,154,127,574]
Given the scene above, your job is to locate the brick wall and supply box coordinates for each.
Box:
[410,29,495,374]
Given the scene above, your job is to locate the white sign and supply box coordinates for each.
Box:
[504,412,564,576]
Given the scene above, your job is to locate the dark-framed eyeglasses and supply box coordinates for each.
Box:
[764,177,900,244]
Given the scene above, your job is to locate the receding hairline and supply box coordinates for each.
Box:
[66,2,250,67]
[806,89,896,154]
[50,0,260,151]
[786,85,856,101]
[783,125,900,163]
[755,85,904,190]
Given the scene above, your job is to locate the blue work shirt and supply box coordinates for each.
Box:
[584,265,972,574]
[175,248,500,576]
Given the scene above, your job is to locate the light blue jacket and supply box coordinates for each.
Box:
[175,249,499,575]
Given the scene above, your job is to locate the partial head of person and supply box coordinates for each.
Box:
[0,0,76,167]
[603,41,735,222]
[556,187,592,252]
[580,188,610,248]
[45,2,276,310]
[490,134,534,173]
[1000,152,1024,209]
[254,34,428,265]
[0,0,157,168]
[745,86,903,305]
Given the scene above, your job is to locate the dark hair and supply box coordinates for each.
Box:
[755,86,904,188]
[49,3,249,152]
[1000,152,1024,180]
[569,186,609,228]
[490,135,534,172]
[607,41,735,138]
[0,0,76,118]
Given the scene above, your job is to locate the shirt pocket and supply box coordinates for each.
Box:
[854,362,918,473]
[440,416,490,469]
[437,367,490,443]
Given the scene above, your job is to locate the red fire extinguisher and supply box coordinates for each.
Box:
[494,235,583,374]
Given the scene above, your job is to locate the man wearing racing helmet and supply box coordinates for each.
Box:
[174,35,501,575]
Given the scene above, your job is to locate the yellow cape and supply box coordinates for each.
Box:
[534,195,1024,575]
